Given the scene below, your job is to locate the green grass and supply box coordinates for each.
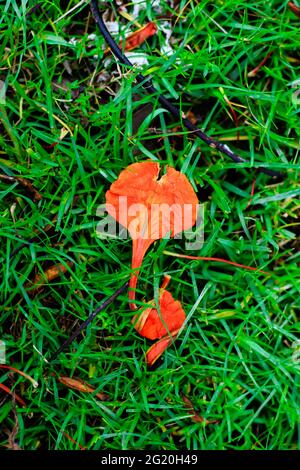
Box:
[0,0,299,450]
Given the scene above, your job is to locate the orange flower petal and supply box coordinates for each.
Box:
[145,330,179,367]
[106,161,198,309]
[135,289,185,340]
[0,383,26,407]
[104,22,158,56]
[119,22,158,52]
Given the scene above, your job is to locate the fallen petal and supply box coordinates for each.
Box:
[182,395,219,425]
[288,1,300,18]
[0,365,38,388]
[104,22,157,56]
[58,376,109,401]
[106,161,198,308]
[135,289,185,340]
[0,383,26,407]
[119,22,157,52]
[146,330,179,367]
[27,261,74,295]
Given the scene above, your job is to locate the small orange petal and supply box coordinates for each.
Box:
[58,376,109,401]
[146,331,179,367]
[0,383,26,407]
[121,22,158,52]
[104,22,158,56]
[137,290,185,340]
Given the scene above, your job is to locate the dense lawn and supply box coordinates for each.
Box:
[0,0,299,450]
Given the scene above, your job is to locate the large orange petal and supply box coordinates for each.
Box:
[105,161,199,308]
[106,161,198,242]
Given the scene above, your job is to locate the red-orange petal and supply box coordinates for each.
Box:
[146,331,179,367]
[137,290,185,340]
[105,161,198,309]
[105,161,198,241]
